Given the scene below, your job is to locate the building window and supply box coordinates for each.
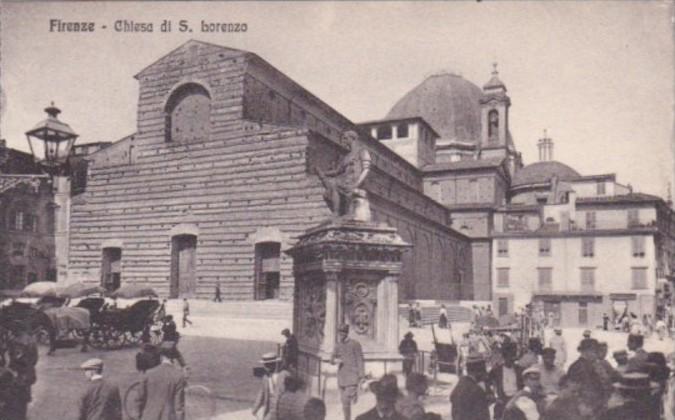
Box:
[497,268,510,288]
[497,240,509,257]
[469,178,480,202]
[488,109,499,143]
[539,238,551,257]
[165,83,212,143]
[27,273,38,284]
[12,242,25,257]
[631,267,647,290]
[632,236,645,258]
[580,268,595,291]
[498,297,509,317]
[585,212,596,229]
[377,125,392,140]
[538,268,553,291]
[627,209,639,227]
[13,211,24,231]
[396,123,409,138]
[582,237,595,257]
[596,181,606,195]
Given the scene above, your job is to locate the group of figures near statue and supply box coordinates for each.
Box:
[450,329,674,420]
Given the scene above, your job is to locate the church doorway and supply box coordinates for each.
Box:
[170,234,197,298]
[254,242,281,300]
[101,247,122,292]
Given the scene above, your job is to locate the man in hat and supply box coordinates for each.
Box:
[450,355,491,420]
[626,333,649,373]
[396,372,429,420]
[517,337,540,370]
[356,374,407,420]
[134,346,186,420]
[331,324,365,420]
[595,342,620,399]
[536,348,564,397]
[548,328,567,369]
[488,343,523,419]
[7,329,38,420]
[399,331,418,376]
[77,358,122,420]
[566,338,606,415]
[600,372,658,420]
[281,328,299,372]
[252,352,290,420]
[502,365,545,420]
[582,329,591,339]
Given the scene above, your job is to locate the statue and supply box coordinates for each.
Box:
[314,131,372,221]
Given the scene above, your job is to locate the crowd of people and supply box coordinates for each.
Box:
[449,329,674,420]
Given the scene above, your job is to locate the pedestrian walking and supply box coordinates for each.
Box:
[77,358,122,420]
[214,282,222,302]
[438,304,448,329]
[275,376,309,420]
[408,303,416,328]
[134,346,186,420]
[181,298,192,328]
[414,302,422,327]
[536,348,564,400]
[160,315,186,367]
[603,313,610,331]
[566,338,606,416]
[399,332,418,376]
[600,372,659,420]
[331,324,365,420]
[613,349,629,375]
[450,355,491,420]
[252,352,290,420]
[356,374,407,420]
[488,343,523,420]
[281,328,299,372]
[626,333,649,373]
[7,329,38,420]
[655,317,667,340]
[548,328,567,369]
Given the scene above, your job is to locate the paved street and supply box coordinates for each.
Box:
[27,300,674,420]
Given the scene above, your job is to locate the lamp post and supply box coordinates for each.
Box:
[25,102,78,283]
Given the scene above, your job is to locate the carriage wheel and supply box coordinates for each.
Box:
[32,326,51,346]
[105,327,125,350]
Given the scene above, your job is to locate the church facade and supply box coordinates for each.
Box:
[65,41,473,301]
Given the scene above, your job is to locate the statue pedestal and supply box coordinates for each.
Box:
[286,218,411,396]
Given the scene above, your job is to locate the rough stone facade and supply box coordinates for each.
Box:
[66,40,472,301]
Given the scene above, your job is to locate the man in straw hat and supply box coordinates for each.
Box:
[356,374,406,420]
[600,372,659,420]
[331,324,365,420]
[502,365,545,420]
[77,358,122,420]
[252,352,290,420]
[134,346,186,420]
[450,354,491,420]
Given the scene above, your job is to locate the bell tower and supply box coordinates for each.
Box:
[480,63,511,148]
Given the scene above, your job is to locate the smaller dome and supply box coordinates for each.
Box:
[512,161,581,187]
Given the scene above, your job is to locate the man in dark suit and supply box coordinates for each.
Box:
[331,324,365,420]
[355,374,407,420]
[450,354,491,420]
[281,328,299,372]
[566,338,605,416]
[77,358,122,420]
[135,347,186,420]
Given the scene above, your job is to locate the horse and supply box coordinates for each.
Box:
[0,301,58,355]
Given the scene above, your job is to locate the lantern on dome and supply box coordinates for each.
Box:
[25,102,78,173]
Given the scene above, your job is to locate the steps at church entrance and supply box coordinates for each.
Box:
[167,299,292,320]
[398,303,472,326]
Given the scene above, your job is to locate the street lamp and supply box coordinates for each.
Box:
[25,102,78,174]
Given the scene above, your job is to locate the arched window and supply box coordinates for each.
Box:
[488,109,499,142]
[164,83,211,143]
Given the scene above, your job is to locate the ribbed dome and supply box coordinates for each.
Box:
[512,161,581,187]
[386,72,483,143]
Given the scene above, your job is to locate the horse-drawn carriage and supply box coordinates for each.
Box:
[89,299,161,350]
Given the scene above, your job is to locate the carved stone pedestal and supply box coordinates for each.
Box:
[286,218,411,396]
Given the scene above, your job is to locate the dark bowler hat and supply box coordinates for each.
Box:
[281,328,291,335]
[577,338,599,352]
[404,331,414,338]
[613,372,658,390]
[613,349,628,358]
[369,374,402,401]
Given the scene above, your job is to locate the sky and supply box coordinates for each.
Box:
[1,1,673,198]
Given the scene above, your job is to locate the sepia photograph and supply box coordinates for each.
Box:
[0,1,673,419]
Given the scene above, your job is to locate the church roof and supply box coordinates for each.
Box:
[423,157,505,173]
[511,161,581,187]
[386,72,483,143]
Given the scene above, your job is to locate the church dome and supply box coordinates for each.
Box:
[512,161,581,187]
[386,72,483,143]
